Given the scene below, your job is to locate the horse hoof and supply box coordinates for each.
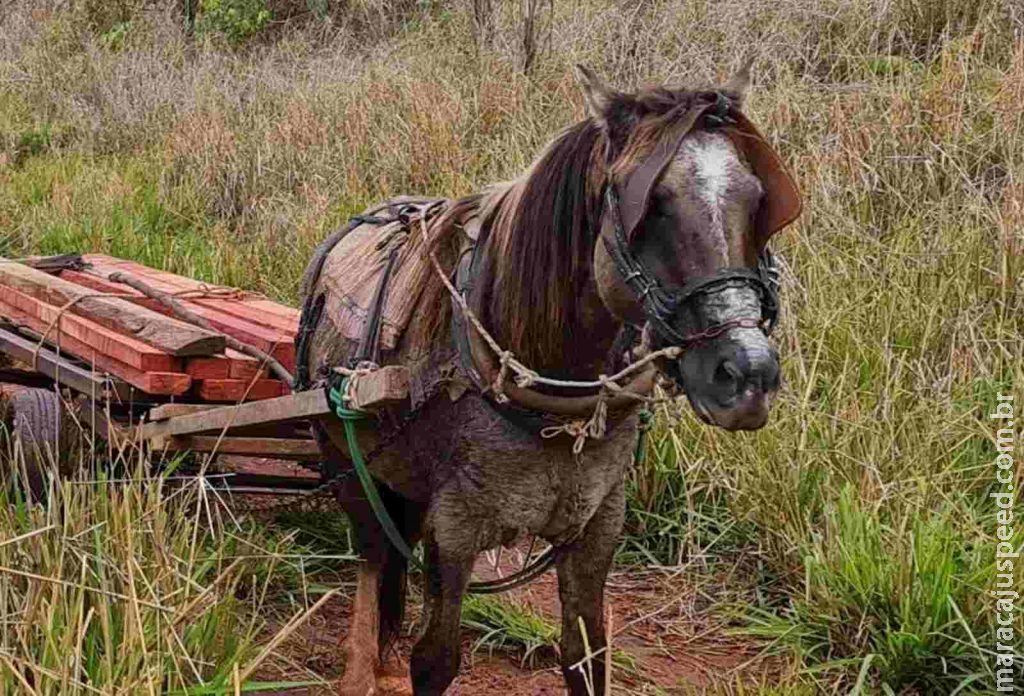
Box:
[337,675,377,696]
[375,659,413,695]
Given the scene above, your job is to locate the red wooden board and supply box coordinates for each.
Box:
[89,256,300,329]
[82,256,299,335]
[61,268,295,371]
[0,298,191,395]
[196,378,286,402]
[184,355,231,379]
[0,256,299,400]
[0,285,181,373]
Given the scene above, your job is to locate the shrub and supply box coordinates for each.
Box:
[196,0,273,45]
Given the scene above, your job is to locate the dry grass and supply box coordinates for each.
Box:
[1,0,1023,692]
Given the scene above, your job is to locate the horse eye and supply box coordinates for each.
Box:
[648,196,673,221]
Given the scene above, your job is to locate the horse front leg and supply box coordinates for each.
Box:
[314,423,395,696]
[331,482,420,696]
[339,560,383,696]
[410,531,473,695]
[556,480,626,696]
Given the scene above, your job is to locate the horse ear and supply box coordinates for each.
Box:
[574,64,613,122]
[723,58,753,105]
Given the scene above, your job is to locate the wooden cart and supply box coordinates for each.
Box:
[0,254,402,499]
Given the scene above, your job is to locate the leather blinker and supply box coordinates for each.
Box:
[617,103,712,240]
[614,99,802,250]
[723,112,802,248]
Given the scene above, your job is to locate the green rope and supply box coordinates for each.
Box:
[634,409,654,466]
[329,378,425,572]
[327,375,562,593]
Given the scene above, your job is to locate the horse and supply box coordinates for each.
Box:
[299,63,801,695]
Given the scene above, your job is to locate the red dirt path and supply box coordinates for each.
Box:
[230,460,781,695]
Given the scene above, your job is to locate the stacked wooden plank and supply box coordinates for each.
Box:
[0,255,299,402]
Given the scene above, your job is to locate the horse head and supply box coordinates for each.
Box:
[581,64,801,431]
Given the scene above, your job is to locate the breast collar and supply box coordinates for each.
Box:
[450,236,656,433]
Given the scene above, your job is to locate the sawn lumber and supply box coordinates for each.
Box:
[0,258,225,357]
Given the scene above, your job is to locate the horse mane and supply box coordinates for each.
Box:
[485,119,607,366]
[408,85,725,366]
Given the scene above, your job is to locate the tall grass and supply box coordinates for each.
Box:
[0,433,346,693]
[1,0,1022,692]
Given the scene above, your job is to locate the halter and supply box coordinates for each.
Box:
[600,92,781,349]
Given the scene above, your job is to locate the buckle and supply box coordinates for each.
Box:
[704,92,735,129]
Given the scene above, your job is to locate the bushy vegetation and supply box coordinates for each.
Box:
[196,0,273,45]
[1,0,1022,692]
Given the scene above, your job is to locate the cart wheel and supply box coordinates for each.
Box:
[3,387,81,502]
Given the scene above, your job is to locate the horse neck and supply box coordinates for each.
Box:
[473,199,621,381]
[552,276,621,380]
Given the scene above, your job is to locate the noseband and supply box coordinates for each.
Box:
[600,93,780,349]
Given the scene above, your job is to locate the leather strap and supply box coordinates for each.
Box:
[618,103,712,240]
[618,97,802,248]
[354,245,400,366]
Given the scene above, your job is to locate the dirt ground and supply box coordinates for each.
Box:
[235,474,782,696]
[252,559,782,695]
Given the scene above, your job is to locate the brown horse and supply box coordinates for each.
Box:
[300,64,800,695]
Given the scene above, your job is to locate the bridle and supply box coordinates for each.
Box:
[602,186,780,348]
[447,90,800,421]
[599,91,781,350]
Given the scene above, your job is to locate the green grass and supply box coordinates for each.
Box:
[1,0,1022,692]
[461,594,560,665]
[0,442,334,693]
[740,486,992,691]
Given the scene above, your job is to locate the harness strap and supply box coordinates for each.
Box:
[353,245,401,367]
[295,216,368,390]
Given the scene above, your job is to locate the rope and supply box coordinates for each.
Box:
[328,374,561,593]
[418,213,681,452]
[170,283,266,302]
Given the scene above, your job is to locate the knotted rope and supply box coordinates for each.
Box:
[418,212,680,453]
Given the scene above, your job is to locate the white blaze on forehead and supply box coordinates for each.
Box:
[676,132,739,256]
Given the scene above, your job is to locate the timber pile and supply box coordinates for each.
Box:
[0,255,298,401]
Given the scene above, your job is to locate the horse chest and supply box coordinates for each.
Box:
[406,396,640,550]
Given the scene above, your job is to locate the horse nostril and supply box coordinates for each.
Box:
[713,359,742,395]
[760,355,781,391]
[711,350,779,401]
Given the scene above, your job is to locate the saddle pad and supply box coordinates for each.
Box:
[320,198,446,351]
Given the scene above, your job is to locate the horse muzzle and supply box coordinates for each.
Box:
[671,320,781,431]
